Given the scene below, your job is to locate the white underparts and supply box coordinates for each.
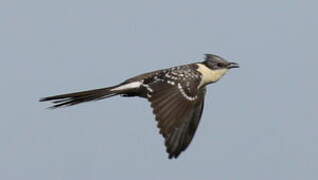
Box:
[196,63,228,88]
[111,81,142,91]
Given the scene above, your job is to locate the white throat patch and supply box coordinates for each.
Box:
[196,64,228,87]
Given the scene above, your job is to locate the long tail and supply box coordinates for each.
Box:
[40,85,124,108]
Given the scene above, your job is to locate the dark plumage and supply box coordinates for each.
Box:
[40,54,239,159]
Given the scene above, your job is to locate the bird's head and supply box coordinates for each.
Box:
[196,54,239,86]
[203,54,239,70]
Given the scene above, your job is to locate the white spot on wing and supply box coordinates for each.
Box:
[167,80,175,85]
[142,84,153,92]
[177,83,196,101]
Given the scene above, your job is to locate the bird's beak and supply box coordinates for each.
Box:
[227,62,239,69]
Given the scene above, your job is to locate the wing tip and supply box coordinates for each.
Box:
[167,148,183,159]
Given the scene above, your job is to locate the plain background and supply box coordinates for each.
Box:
[1,0,317,179]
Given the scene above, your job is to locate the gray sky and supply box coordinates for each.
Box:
[1,0,317,179]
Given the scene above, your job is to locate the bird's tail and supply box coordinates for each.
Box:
[39,84,125,108]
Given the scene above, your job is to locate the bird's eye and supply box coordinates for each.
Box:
[217,63,224,68]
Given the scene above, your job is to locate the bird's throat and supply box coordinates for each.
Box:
[196,64,228,87]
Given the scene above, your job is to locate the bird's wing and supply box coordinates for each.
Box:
[146,75,206,159]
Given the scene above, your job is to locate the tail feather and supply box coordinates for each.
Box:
[40,85,121,108]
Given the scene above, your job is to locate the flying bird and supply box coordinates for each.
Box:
[40,54,239,159]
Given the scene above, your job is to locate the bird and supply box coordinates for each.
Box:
[40,54,239,159]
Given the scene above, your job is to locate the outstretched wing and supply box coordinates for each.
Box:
[145,67,206,158]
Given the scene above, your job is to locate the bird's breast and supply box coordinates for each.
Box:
[196,64,228,87]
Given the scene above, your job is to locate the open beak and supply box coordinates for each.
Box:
[227,62,239,69]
